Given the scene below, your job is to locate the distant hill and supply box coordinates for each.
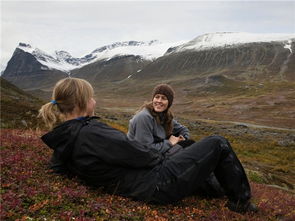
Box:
[0,77,44,128]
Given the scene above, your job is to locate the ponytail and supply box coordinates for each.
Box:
[38,77,94,129]
[38,101,63,129]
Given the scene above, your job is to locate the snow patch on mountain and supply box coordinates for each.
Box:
[90,40,184,61]
[16,40,185,72]
[284,40,293,53]
[167,32,295,54]
[18,43,93,72]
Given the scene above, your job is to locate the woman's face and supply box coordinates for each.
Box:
[86,97,96,116]
[152,94,169,112]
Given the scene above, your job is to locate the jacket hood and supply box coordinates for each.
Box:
[41,118,89,162]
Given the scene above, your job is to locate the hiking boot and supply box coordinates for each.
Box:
[226,200,258,213]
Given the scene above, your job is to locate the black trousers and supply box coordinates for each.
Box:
[152,135,251,204]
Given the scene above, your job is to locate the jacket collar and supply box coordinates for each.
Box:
[41,116,99,151]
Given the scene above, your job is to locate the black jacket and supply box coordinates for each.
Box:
[42,117,164,201]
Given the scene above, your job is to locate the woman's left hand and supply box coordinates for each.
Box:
[179,135,186,141]
[169,135,185,146]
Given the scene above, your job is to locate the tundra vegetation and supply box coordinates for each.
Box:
[1,127,294,220]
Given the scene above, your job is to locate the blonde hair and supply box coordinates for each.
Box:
[38,77,94,129]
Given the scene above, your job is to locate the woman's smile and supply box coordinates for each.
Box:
[152,94,168,112]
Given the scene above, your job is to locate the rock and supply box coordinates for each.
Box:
[234,124,249,129]
[277,138,295,147]
[205,104,215,108]
[104,115,119,121]
[21,120,28,127]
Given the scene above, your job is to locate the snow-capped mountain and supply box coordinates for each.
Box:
[3,32,295,90]
[14,32,295,72]
[166,32,295,55]
[17,43,85,72]
[17,40,184,72]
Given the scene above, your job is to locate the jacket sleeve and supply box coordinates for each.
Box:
[172,119,190,140]
[128,112,172,153]
[80,122,163,168]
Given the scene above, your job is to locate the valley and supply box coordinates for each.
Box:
[92,79,295,130]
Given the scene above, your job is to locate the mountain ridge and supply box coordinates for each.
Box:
[2,32,295,92]
[166,32,295,55]
[3,32,294,74]
[12,40,183,72]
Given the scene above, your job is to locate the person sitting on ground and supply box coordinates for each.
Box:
[39,77,258,214]
[128,83,224,198]
[127,84,194,156]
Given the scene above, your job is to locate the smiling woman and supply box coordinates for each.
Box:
[127,84,192,154]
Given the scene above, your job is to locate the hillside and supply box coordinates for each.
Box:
[71,55,151,83]
[1,128,294,220]
[134,41,295,81]
[0,77,44,128]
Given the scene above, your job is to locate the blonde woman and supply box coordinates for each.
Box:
[39,77,257,213]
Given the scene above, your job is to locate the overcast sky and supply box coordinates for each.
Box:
[1,0,295,70]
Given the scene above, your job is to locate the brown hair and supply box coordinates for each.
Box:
[152,84,175,108]
[136,84,176,137]
[138,102,174,137]
[38,77,94,129]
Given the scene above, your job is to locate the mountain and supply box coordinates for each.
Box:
[1,45,68,89]
[4,40,181,72]
[2,32,295,88]
[2,40,182,89]
[166,32,294,54]
[133,32,295,82]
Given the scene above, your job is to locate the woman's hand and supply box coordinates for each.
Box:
[169,135,185,146]
[179,135,186,141]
